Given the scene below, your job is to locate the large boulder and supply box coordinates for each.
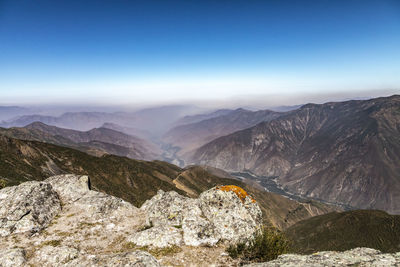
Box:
[45,174,139,221]
[131,185,262,247]
[199,186,263,244]
[140,190,194,227]
[0,181,61,236]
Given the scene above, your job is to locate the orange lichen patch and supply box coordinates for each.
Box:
[216,185,256,203]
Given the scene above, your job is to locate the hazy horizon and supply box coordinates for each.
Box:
[0,89,398,112]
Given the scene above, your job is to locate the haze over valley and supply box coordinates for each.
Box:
[1,94,399,214]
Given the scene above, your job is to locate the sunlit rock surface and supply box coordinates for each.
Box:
[132,185,262,247]
[0,181,61,236]
[0,174,262,266]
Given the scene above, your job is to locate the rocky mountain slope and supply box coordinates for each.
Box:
[0,174,260,266]
[191,95,400,214]
[0,134,336,229]
[0,122,160,160]
[163,108,282,159]
[285,210,400,254]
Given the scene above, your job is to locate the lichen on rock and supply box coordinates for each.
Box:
[216,185,256,203]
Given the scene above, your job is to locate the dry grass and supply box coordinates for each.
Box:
[40,239,62,247]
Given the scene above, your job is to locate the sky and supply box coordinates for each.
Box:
[0,0,399,106]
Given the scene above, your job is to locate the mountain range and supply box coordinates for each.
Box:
[190,95,400,214]
[0,105,204,136]
[0,106,34,121]
[0,134,337,229]
[163,108,282,160]
[0,122,160,160]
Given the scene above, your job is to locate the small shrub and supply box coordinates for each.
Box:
[227,227,290,263]
[40,239,62,247]
[123,242,137,250]
[0,179,7,189]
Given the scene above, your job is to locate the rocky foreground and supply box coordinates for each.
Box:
[1,174,399,266]
[0,174,261,266]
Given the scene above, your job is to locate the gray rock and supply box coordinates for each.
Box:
[32,246,80,266]
[136,186,262,247]
[129,225,183,248]
[47,174,139,221]
[45,174,91,204]
[74,190,137,220]
[182,205,220,246]
[140,190,193,227]
[198,187,263,245]
[0,181,61,236]
[243,248,400,267]
[0,175,161,266]
[0,248,26,267]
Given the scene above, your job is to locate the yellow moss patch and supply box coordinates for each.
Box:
[217,185,256,203]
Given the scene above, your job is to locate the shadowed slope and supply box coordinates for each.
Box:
[285,210,400,254]
[0,135,336,229]
[0,122,160,160]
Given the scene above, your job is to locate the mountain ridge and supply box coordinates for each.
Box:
[0,122,160,160]
[163,108,283,160]
[0,134,337,229]
[190,95,400,214]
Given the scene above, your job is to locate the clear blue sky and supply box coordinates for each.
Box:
[0,0,399,105]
